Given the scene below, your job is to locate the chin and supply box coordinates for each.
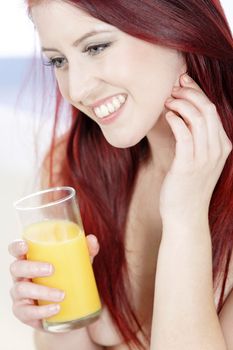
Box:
[103,134,144,149]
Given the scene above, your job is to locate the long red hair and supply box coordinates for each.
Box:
[26,1,233,348]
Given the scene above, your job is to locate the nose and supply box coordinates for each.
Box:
[68,62,98,104]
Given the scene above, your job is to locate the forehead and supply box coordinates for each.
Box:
[31,0,114,32]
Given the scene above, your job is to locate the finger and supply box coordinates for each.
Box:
[10,281,65,302]
[8,240,28,259]
[172,83,221,130]
[180,73,204,93]
[173,77,231,161]
[25,319,43,330]
[176,74,222,126]
[10,260,54,279]
[165,112,194,167]
[171,83,224,162]
[13,301,60,323]
[165,98,208,162]
[86,234,100,263]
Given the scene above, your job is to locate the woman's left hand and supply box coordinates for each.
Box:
[159,73,232,222]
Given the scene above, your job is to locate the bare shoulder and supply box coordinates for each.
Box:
[218,254,233,349]
[87,305,124,347]
[34,327,104,350]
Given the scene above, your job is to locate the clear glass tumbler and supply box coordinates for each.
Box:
[14,186,102,332]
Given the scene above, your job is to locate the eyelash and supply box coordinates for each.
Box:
[43,42,112,69]
[84,42,112,55]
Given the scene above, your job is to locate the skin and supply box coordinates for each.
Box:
[30,0,185,159]
[8,0,232,348]
[9,235,99,330]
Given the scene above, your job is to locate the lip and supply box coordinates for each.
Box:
[88,93,127,109]
[95,98,127,126]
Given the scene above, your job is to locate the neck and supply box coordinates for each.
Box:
[146,110,176,176]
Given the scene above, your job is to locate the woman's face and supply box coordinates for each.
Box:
[31,0,186,148]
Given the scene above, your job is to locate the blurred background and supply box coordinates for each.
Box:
[0,2,60,349]
[0,1,232,349]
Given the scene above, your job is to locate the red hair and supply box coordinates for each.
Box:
[26,1,233,348]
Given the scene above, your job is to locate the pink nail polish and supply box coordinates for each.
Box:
[48,304,60,313]
[41,264,53,275]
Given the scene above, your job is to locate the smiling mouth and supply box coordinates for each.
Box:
[92,94,127,119]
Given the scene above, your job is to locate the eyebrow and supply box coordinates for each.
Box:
[42,29,113,52]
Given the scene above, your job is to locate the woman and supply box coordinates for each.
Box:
[8,0,233,349]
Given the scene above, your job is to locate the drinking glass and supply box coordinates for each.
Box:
[14,186,102,332]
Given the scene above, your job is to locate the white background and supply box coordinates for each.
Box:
[0,1,232,349]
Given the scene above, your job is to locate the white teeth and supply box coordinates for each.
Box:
[100,105,109,117]
[93,94,126,119]
[95,107,101,117]
[106,102,115,113]
[118,95,125,103]
[112,97,121,109]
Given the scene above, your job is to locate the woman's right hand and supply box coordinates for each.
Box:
[8,235,100,331]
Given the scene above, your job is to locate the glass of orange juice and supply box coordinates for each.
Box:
[14,186,102,332]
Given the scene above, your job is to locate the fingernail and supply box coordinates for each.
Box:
[8,240,27,256]
[18,239,27,248]
[40,264,53,276]
[15,239,27,251]
[91,235,98,244]
[182,74,192,83]
[48,304,60,314]
[54,291,65,301]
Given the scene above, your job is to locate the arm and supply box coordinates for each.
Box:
[150,220,226,350]
[34,328,104,350]
[150,73,232,349]
[219,287,233,349]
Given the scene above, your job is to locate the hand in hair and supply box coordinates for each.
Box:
[160,73,232,224]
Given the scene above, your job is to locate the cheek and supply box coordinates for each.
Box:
[100,60,130,90]
[102,42,177,106]
[101,42,142,89]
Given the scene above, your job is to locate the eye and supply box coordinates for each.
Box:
[43,57,67,69]
[83,42,112,56]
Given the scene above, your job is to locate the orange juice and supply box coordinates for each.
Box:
[23,220,101,329]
